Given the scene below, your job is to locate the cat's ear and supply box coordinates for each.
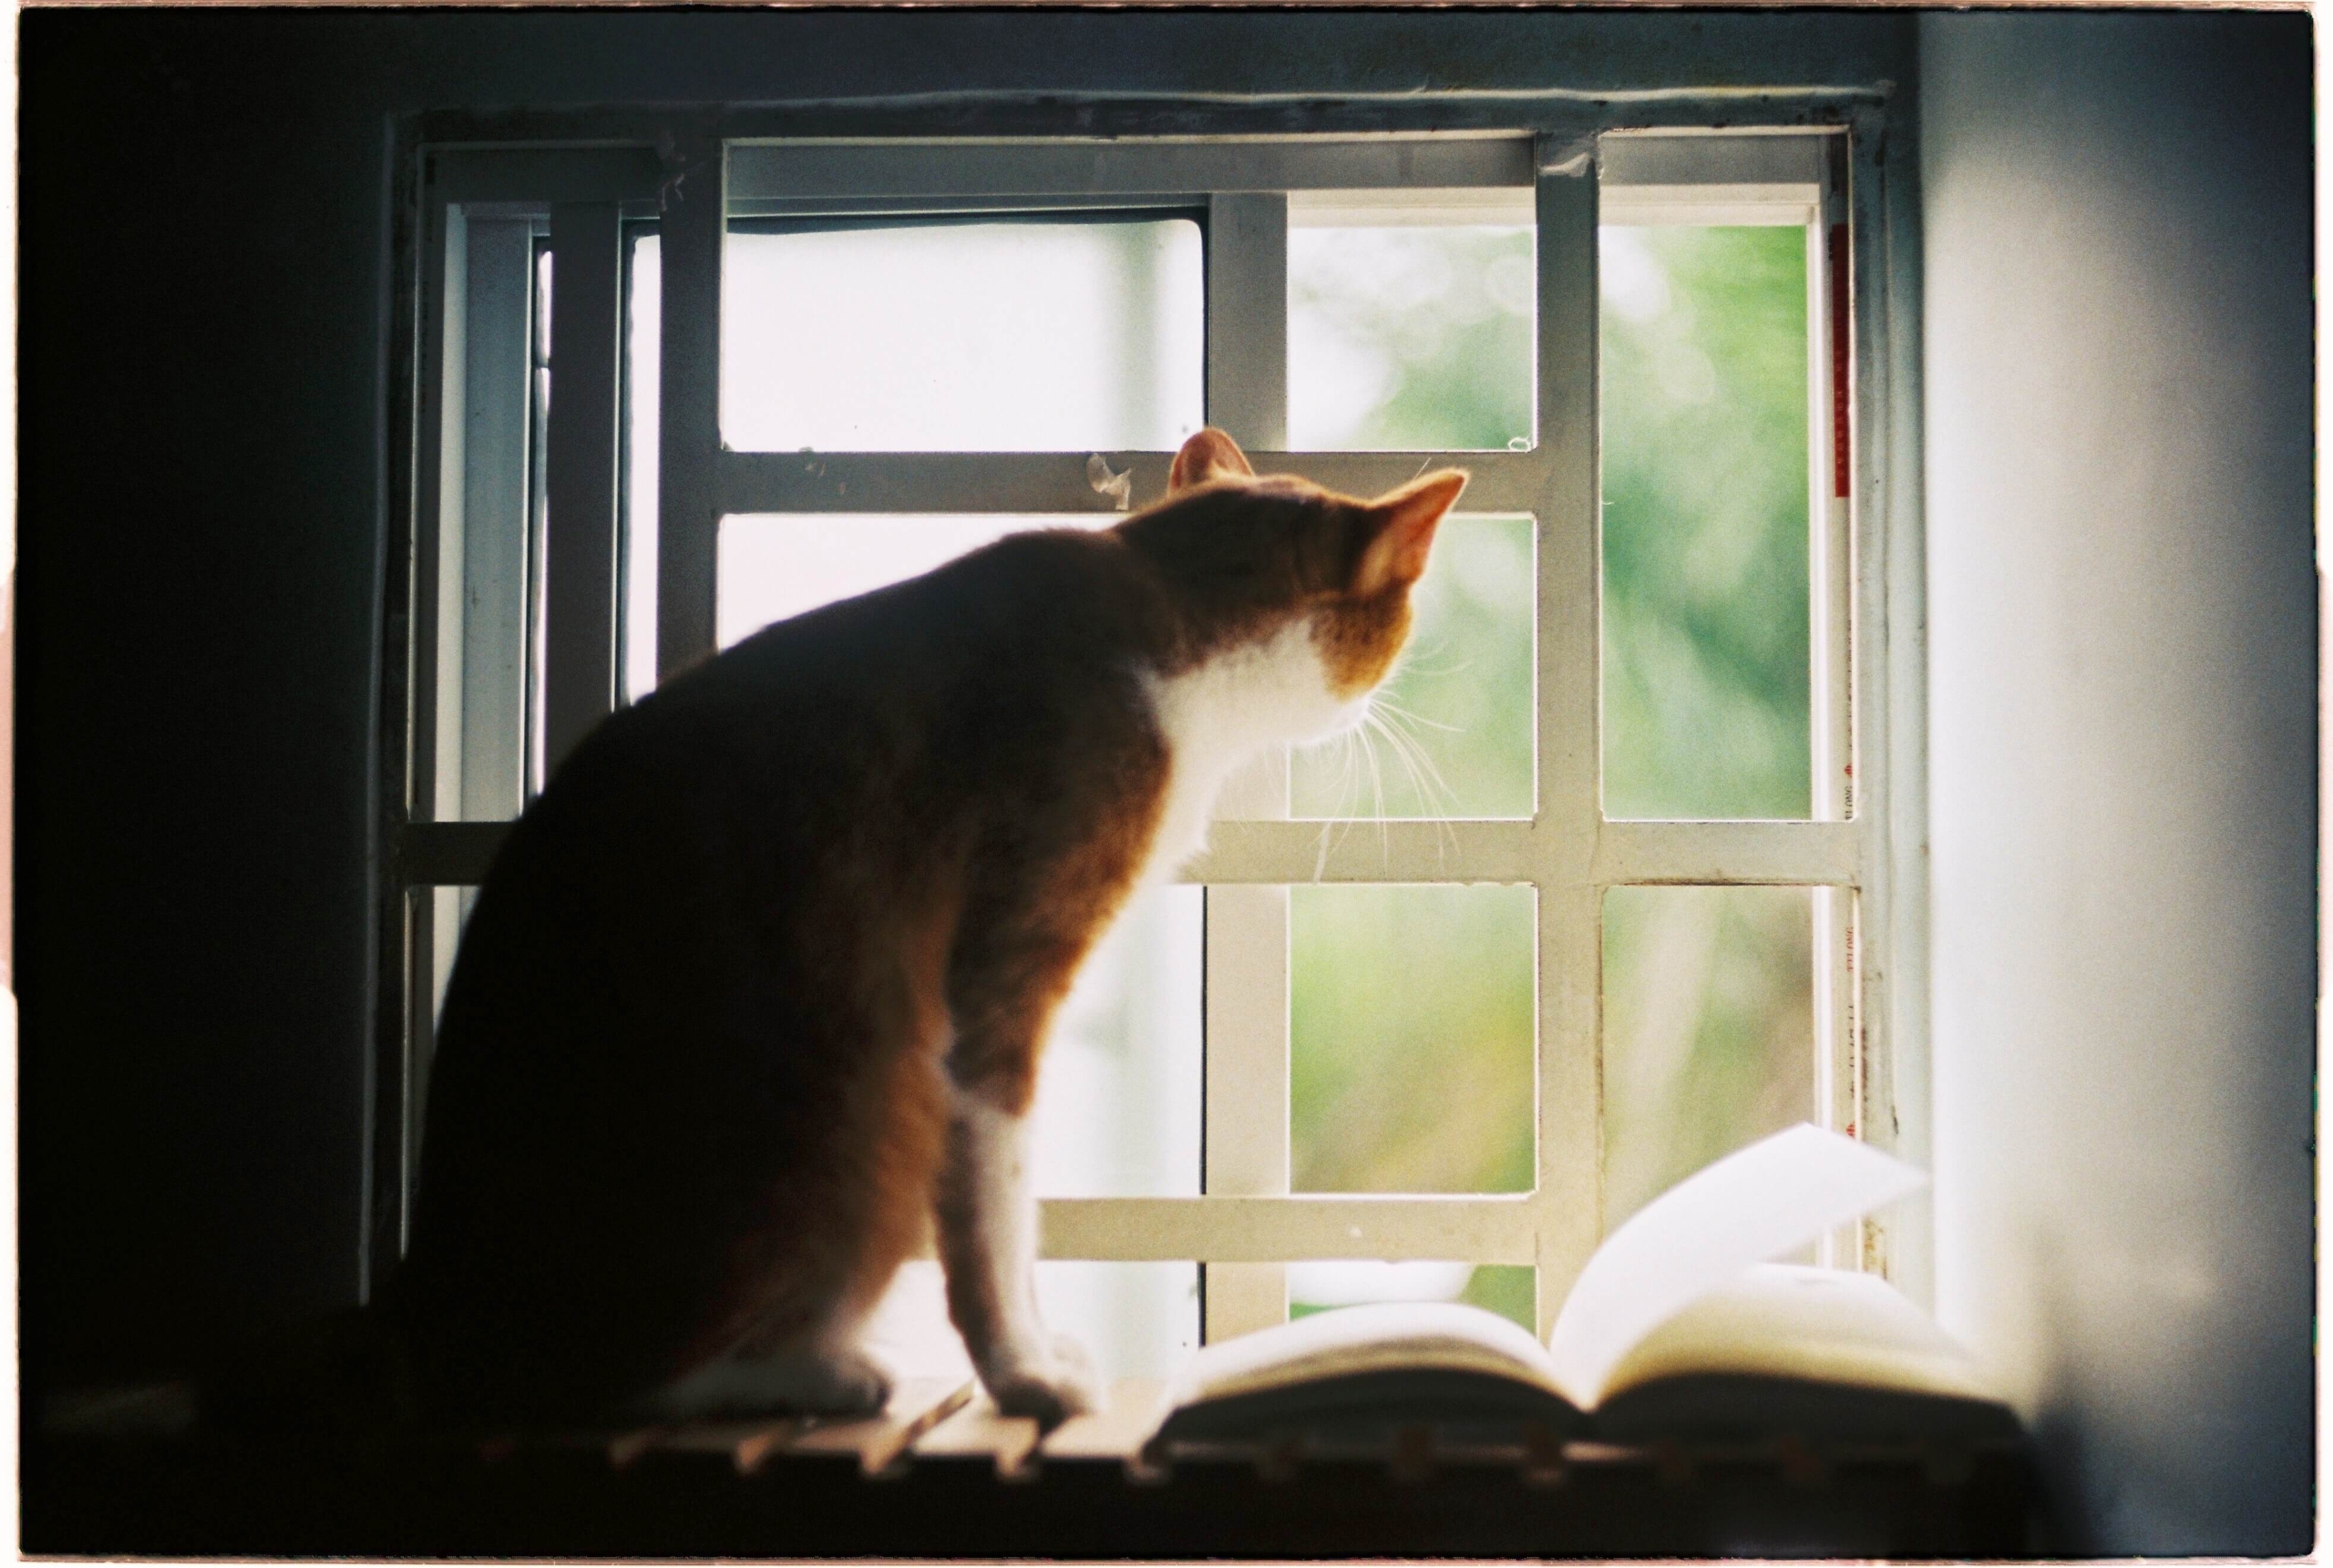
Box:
[1168,427,1256,492]
[1351,469,1468,596]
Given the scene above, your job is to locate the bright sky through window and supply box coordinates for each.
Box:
[720,218,1205,453]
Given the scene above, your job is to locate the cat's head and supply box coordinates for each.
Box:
[1117,428,1467,747]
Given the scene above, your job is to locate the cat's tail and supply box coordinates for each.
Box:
[199,1296,425,1446]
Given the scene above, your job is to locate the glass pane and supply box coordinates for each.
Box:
[1288,1262,1534,1334]
[1290,884,1535,1194]
[1030,885,1203,1200]
[622,231,660,704]
[1289,213,1533,451]
[1601,885,1814,1229]
[1289,514,1533,819]
[717,514,1107,648]
[721,217,1204,452]
[1600,225,1813,819]
[864,1260,1200,1384]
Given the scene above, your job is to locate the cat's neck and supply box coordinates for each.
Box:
[1139,617,1361,877]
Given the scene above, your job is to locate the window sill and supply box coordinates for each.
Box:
[28,1378,2040,1557]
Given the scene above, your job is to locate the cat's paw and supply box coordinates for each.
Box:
[803,1345,895,1416]
[982,1333,1103,1426]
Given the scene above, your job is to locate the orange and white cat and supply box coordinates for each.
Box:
[389,430,1465,1426]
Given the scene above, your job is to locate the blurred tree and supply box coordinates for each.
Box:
[1602,225,1811,820]
[1280,220,1820,1318]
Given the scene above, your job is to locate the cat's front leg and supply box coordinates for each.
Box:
[934,1087,1102,1424]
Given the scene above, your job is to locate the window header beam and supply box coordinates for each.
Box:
[727,135,1536,201]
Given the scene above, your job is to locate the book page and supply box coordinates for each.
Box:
[1546,1124,1926,1405]
[1165,1300,1565,1409]
[1597,1263,1997,1402]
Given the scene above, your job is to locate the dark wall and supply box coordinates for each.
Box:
[18,3,1917,1393]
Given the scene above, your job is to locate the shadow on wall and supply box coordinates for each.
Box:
[1920,10,2314,1556]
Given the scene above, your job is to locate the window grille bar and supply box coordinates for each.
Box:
[655,137,725,683]
[541,203,626,778]
[1599,130,1828,190]
[393,815,1862,892]
[1186,819,1539,885]
[1038,1194,1538,1266]
[1850,115,1918,1290]
[1197,190,1294,1343]
[1528,140,1606,1339]
[1588,819,1859,886]
[713,448,1552,518]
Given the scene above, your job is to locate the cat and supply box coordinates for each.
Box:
[386,428,1466,1428]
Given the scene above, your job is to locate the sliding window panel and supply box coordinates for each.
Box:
[540,203,626,778]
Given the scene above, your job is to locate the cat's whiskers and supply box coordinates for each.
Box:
[1364,697,1465,868]
[1346,709,1391,860]
[1371,692,1461,735]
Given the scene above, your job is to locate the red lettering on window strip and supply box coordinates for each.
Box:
[1829,223,1851,500]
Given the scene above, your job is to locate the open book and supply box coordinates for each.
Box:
[1152,1126,2019,1447]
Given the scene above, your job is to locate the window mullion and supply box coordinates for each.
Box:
[540,201,627,777]
[655,136,725,686]
[1200,189,1293,1343]
[1530,139,1605,1339]
[1204,193,1289,450]
[1809,149,1862,1269]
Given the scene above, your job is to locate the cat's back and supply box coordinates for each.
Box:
[438,523,1171,1007]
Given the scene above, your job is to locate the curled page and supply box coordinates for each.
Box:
[1545,1124,1927,1406]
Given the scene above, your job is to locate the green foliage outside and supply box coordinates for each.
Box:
[1600,886,1814,1229]
[1290,884,1536,1196]
[1601,226,1812,820]
[1280,222,1820,1329]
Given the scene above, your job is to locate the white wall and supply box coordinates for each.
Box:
[1920,15,2314,1554]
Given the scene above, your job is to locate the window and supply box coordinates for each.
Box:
[384,118,1905,1378]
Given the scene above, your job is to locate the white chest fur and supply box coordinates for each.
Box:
[1135,616,1364,884]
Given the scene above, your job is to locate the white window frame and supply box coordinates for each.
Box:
[384,112,1917,1341]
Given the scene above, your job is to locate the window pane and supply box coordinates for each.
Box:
[721,217,1204,453]
[1289,210,1533,451]
[1290,884,1535,1194]
[1601,885,1814,1229]
[1600,225,1813,819]
[717,514,1107,648]
[433,215,540,821]
[1289,514,1534,820]
[1030,884,1204,1200]
[1288,1261,1534,1334]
